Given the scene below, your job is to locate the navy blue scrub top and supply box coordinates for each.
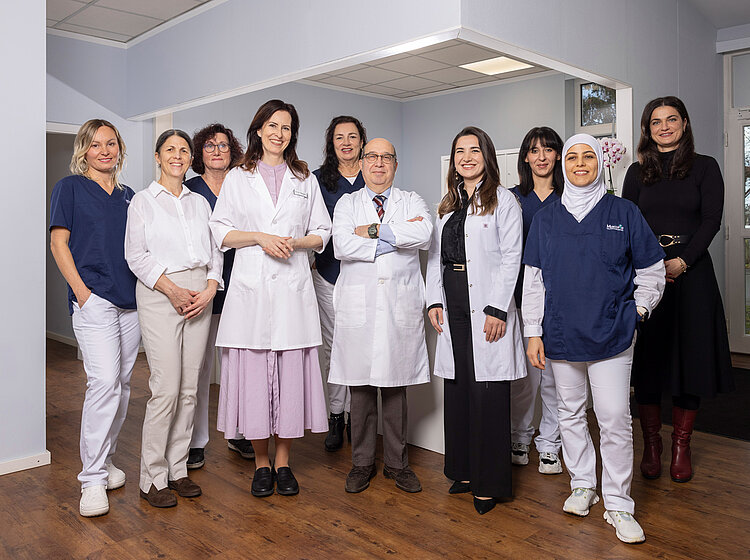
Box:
[185,175,235,315]
[49,175,137,315]
[510,186,560,307]
[523,194,664,362]
[312,168,365,284]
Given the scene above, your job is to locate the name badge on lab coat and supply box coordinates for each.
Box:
[293,190,308,199]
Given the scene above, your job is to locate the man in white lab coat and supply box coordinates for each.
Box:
[329,138,433,494]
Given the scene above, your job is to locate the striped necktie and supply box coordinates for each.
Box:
[374,195,386,221]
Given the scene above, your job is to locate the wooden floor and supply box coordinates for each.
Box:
[2,340,749,559]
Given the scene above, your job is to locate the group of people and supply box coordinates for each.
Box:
[49,95,733,545]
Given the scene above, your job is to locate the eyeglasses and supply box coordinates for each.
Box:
[362,152,396,164]
[204,142,230,153]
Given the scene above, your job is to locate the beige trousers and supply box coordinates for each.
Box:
[137,267,212,492]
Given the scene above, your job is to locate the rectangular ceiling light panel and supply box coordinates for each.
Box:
[460,56,532,76]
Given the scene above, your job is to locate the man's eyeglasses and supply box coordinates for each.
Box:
[204,142,230,153]
[362,152,396,164]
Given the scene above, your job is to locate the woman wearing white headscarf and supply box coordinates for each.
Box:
[522,134,665,544]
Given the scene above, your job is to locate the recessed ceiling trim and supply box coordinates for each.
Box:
[458,27,630,90]
[47,27,128,49]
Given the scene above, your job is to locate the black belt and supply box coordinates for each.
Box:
[658,234,690,248]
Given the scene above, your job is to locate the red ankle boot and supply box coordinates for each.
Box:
[671,407,697,482]
[638,404,662,479]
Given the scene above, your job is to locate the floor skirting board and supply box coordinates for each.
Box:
[0,451,51,476]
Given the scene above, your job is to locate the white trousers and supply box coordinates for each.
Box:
[137,268,212,492]
[551,339,636,513]
[312,269,350,415]
[191,313,241,448]
[510,337,561,453]
[71,293,141,488]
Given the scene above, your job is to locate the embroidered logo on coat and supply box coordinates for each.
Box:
[606,224,624,232]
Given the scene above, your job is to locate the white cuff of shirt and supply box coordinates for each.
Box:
[524,325,543,338]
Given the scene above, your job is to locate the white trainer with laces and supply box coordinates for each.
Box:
[105,463,126,490]
[563,487,599,516]
[604,510,646,543]
[538,452,563,474]
[511,442,529,465]
[80,485,109,517]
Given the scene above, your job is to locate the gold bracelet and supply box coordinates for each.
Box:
[677,257,687,273]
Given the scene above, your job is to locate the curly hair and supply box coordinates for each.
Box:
[241,99,309,180]
[318,116,367,193]
[190,123,244,175]
[438,126,501,218]
[637,96,696,185]
[69,119,127,189]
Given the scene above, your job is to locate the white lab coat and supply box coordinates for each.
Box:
[209,166,331,350]
[328,187,433,387]
[425,186,527,382]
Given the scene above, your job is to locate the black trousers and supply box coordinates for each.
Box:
[442,267,512,498]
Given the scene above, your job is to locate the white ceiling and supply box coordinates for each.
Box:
[304,39,549,101]
[46,0,212,43]
[688,0,750,29]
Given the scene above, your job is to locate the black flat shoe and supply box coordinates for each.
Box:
[324,412,345,451]
[449,480,471,494]
[473,497,496,515]
[275,466,299,496]
[251,467,274,497]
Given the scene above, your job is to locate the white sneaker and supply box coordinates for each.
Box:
[563,487,599,516]
[538,452,563,474]
[105,463,126,490]
[80,485,109,517]
[511,442,529,465]
[604,510,646,543]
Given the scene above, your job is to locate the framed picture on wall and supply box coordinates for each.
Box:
[574,79,617,136]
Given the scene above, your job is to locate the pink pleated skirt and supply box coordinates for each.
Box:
[216,347,328,439]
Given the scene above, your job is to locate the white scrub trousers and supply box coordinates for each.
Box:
[71,293,141,488]
[551,338,636,514]
[313,269,350,415]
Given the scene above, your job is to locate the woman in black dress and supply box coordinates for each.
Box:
[622,96,733,483]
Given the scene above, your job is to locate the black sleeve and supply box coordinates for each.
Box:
[483,305,507,322]
[681,156,724,267]
[621,163,640,205]
[427,303,443,311]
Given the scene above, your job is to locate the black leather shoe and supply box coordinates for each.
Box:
[449,480,471,494]
[324,412,345,451]
[275,466,299,496]
[473,497,496,515]
[251,467,274,497]
[187,448,204,470]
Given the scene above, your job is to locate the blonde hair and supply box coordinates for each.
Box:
[70,119,126,189]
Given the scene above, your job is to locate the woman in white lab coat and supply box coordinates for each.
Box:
[426,126,526,515]
[209,99,332,498]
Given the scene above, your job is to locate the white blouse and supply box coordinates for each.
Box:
[125,181,223,289]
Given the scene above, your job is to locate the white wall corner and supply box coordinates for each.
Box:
[0,451,51,476]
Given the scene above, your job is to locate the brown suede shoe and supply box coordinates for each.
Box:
[168,477,202,497]
[345,464,376,493]
[383,465,422,493]
[139,485,177,508]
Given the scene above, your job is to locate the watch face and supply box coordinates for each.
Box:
[368,224,378,238]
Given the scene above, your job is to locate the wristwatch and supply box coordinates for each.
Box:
[367,223,379,239]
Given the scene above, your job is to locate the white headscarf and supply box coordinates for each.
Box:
[560,133,607,222]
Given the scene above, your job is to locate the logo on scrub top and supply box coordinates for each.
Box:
[606,224,624,232]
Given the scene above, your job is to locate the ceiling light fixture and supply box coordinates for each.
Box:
[460,56,532,75]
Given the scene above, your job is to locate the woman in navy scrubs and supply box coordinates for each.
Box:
[426,126,526,514]
[623,97,733,483]
[50,119,140,518]
[184,124,251,470]
[312,116,367,451]
[523,134,665,544]
[508,126,564,474]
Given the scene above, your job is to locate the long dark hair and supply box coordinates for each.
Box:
[637,96,696,185]
[516,126,564,196]
[241,99,309,180]
[191,123,244,174]
[438,126,500,218]
[318,116,367,193]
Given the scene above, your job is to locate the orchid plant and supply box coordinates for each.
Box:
[599,137,626,194]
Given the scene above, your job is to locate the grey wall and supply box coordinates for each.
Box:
[46,134,76,343]
[401,73,566,210]
[173,82,403,176]
[0,0,47,470]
